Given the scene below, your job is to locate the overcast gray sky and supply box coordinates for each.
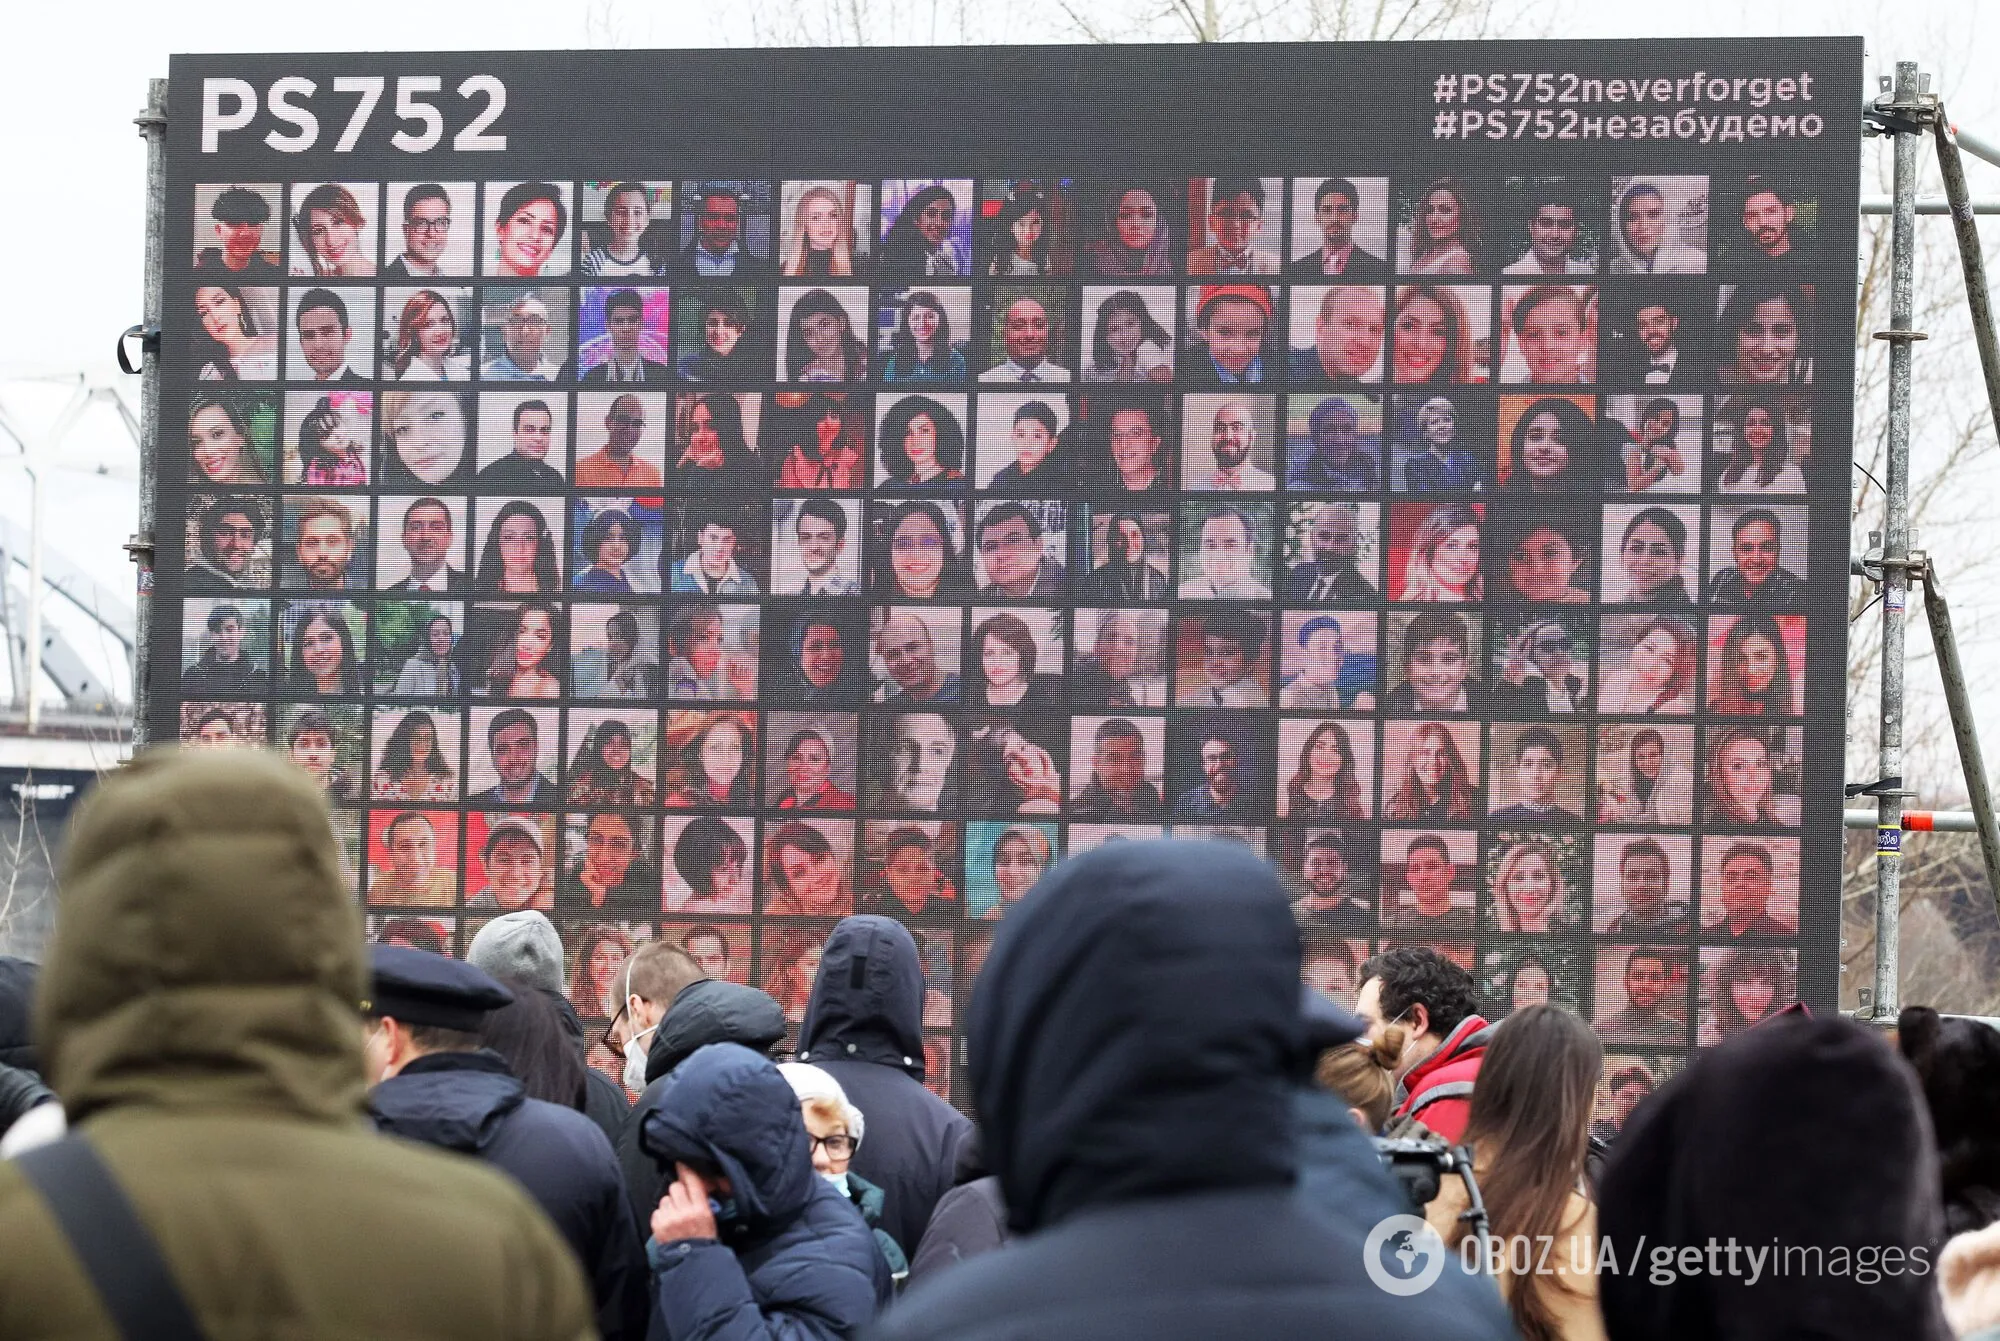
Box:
[2,0,1994,731]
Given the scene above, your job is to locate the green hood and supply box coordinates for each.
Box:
[39,747,369,1125]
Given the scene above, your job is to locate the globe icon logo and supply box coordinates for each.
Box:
[1362,1214,1448,1296]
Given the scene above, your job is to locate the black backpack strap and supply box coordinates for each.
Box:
[15,1135,209,1341]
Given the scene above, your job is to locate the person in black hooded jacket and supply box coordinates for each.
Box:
[616,976,790,1230]
[0,956,54,1144]
[363,946,651,1341]
[1598,1010,1951,1341]
[797,915,972,1259]
[870,838,1512,1341]
[640,1041,891,1339]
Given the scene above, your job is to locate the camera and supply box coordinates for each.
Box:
[1372,1136,1471,1212]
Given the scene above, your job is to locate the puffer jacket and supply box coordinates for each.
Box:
[619,978,789,1228]
[1393,1013,1493,1143]
[0,748,591,1340]
[640,1042,891,1339]
[869,838,1511,1341]
[797,917,970,1257]
[372,1048,650,1340]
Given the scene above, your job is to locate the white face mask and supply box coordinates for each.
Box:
[619,965,658,1092]
[820,1170,851,1196]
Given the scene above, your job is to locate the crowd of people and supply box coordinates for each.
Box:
[0,748,1996,1340]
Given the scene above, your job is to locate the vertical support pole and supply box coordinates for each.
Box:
[1919,570,2000,918]
[1875,61,1923,1021]
[130,77,167,749]
[1933,115,2000,430]
[23,467,40,732]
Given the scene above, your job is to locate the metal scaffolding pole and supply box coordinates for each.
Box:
[127,78,166,749]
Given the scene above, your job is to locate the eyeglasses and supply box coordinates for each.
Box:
[892,535,945,554]
[406,216,452,233]
[599,1000,629,1052]
[808,1133,857,1158]
[1534,637,1572,655]
[608,413,645,429]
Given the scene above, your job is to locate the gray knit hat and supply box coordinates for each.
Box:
[466,909,565,997]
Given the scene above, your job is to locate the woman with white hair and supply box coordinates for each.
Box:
[779,1062,910,1284]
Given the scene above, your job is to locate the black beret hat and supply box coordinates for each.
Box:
[365,945,513,1031]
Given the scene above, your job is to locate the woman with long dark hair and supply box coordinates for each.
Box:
[1283,720,1364,820]
[1426,1004,1605,1341]
[476,975,588,1109]
[882,290,966,382]
[879,184,965,276]
[193,285,278,381]
[371,709,457,801]
[285,608,361,695]
[1710,613,1795,717]
[1081,183,1173,277]
[1502,397,1596,493]
[664,712,755,808]
[1718,397,1806,493]
[476,500,561,594]
[483,600,564,699]
[987,192,1050,276]
[1085,290,1174,383]
[878,395,966,488]
[189,394,270,484]
[872,500,968,600]
[784,288,868,383]
[671,392,760,489]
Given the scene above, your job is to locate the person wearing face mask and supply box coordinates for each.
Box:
[780,1062,911,1286]
[1353,946,1492,1143]
[362,945,650,1341]
[639,1044,892,1338]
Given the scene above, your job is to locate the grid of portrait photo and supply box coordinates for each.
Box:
[170,169,1829,1116]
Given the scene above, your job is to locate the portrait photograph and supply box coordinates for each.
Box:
[1717,174,1817,270]
[463,704,558,806]
[965,607,1065,712]
[1590,945,1692,1051]
[1500,176,1604,277]
[1079,286,1176,384]
[675,286,769,387]
[1176,501,1275,600]
[280,702,364,808]
[570,923,660,1017]
[1698,835,1802,939]
[463,810,558,914]
[277,493,371,593]
[1075,505,1170,603]
[180,596,272,698]
[1707,613,1806,717]
[1497,284,1597,386]
[1276,826,1377,925]
[1276,717,1377,822]
[1597,280,1714,387]
[1482,830,1588,934]
[1590,832,1694,934]
[557,806,662,915]
[665,498,768,596]
[369,705,464,804]
[779,180,874,277]
[1289,176,1390,278]
[1077,390,1175,492]
[770,497,862,597]
[1298,936,1369,1009]
[1278,609,1379,712]
[1388,390,1491,493]
[978,285,1074,384]
[560,497,660,599]
[1594,613,1696,716]
[1603,393,1703,495]
[193,183,283,277]
[576,285,672,383]
[573,390,668,491]
[365,810,462,910]
[974,391,1074,489]
[1075,179,1182,279]
[1390,284,1492,385]
[370,599,464,698]
[1164,713,1274,823]
[1704,502,1809,605]
[1715,283,1817,387]
[468,496,563,598]
[1711,393,1811,495]
[1485,722,1589,824]
[971,502,1068,601]
[873,393,969,491]
[1181,284,1279,386]
[464,599,568,700]
[878,179,976,277]
[1185,176,1284,275]
[1069,607,1169,709]
[760,816,858,921]
[1493,394,1597,493]
[978,178,1077,278]
[763,711,860,812]
[1385,501,1483,603]
[1697,945,1797,1047]
[1182,393,1280,493]
[868,605,964,706]
[378,286,473,383]
[763,601,868,706]
[367,914,455,956]
[1288,285,1388,387]
[1481,945,1586,1016]
[384,181,476,280]
[1281,500,1382,604]
[779,285,872,384]
[858,820,963,922]
[271,597,363,704]
[483,181,574,280]
[659,921,745,986]
[674,180,775,279]
[1601,501,1700,605]
[284,287,376,384]
[874,285,972,384]
[958,712,1067,816]
[665,599,760,702]
[1378,827,1478,933]
[185,492,273,593]
[1285,392,1382,492]
[376,388,473,489]
[475,392,570,485]
[288,181,380,279]
[569,601,662,701]
[1608,176,1708,276]
[1593,722,1696,825]
[1380,718,1482,823]
[1384,608,1484,715]
[1066,714,1167,820]
[1396,175,1490,276]
[1701,724,1804,828]
[963,821,1058,921]
[764,389,871,490]
[179,701,264,749]
[191,283,280,382]
[1171,608,1273,709]
[579,180,674,277]
[663,816,757,916]
[369,494,464,595]
[868,499,968,602]
[188,390,277,488]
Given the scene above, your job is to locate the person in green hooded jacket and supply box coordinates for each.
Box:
[0,747,593,1340]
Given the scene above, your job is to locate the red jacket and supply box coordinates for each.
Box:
[1394,1014,1493,1143]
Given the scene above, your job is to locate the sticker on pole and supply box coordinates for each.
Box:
[1878,826,1903,852]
